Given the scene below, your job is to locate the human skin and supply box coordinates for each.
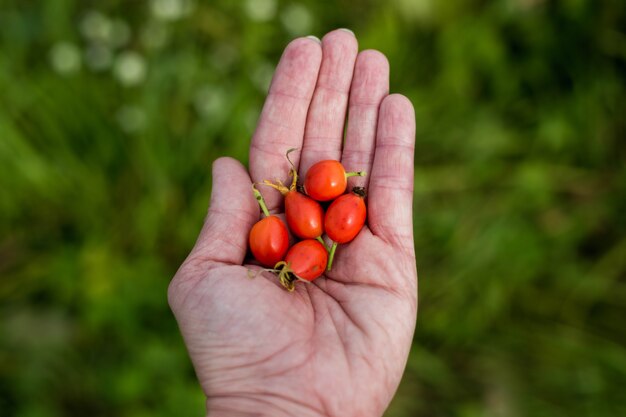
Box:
[168,29,418,417]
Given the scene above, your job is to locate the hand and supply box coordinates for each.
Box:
[168,29,417,417]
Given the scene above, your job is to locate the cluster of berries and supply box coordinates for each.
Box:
[249,150,367,291]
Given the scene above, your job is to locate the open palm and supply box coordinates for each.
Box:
[168,30,417,417]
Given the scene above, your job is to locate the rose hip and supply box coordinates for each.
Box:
[248,186,289,267]
[263,149,325,242]
[324,187,367,270]
[304,160,366,202]
[274,239,328,291]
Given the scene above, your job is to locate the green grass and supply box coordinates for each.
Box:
[1,1,625,416]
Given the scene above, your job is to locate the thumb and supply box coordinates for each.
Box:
[187,157,258,267]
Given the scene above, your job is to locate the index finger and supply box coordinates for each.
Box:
[249,37,322,212]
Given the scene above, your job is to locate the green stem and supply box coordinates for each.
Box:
[315,236,328,251]
[327,242,338,271]
[345,171,366,178]
[252,185,270,217]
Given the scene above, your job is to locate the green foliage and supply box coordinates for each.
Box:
[1,0,624,416]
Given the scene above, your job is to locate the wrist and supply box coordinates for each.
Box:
[206,394,328,417]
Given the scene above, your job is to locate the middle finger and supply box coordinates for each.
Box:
[298,29,358,178]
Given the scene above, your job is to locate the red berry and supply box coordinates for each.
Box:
[304,160,366,202]
[324,190,366,244]
[285,190,324,239]
[284,239,328,281]
[249,216,289,267]
[304,160,346,201]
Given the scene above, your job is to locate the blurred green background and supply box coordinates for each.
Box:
[1,0,625,416]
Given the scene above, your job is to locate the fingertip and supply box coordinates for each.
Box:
[212,156,246,178]
[349,50,390,106]
[379,94,416,143]
[305,35,321,44]
[357,49,390,73]
[267,36,322,99]
[381,94,415,117]
[284,36,323,61]
[322,28,359,53]
[210,157,255,208]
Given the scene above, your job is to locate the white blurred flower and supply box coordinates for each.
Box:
[193,86,225,118]
[116,105,146,133]
[49,42,81,75]
[150,0,194,21]
[244,0,277,22]
[113,52,147,86]
[80,11,112,43]
[280,4,312,36]
[85,44,113,71]
[141,22,169,50]
[80,11,132,50]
